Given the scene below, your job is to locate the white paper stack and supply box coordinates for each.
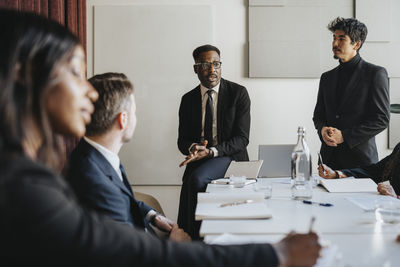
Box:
[195,192,272,220]
[318,177,377,193]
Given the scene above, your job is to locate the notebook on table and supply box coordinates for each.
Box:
[318,177,377,193]
[195,192,272,220]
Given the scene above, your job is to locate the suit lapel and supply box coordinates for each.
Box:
[80,139,133,198]
[193,86,203,140]
[326,67,339,110]
[337,59,363,112]
[217,78,226,142]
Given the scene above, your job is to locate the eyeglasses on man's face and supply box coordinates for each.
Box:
[194,61,222,70]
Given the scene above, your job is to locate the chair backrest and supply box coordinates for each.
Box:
[133,191,165,216]
[258,144,295,177]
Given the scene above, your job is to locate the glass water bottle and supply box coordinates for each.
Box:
[291,126,312,199]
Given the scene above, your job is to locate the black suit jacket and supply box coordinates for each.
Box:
[0,152,279,266]
[67,139,152,229]
[341,143,400,194]
[178,78,250,161]
[313,57,390,169]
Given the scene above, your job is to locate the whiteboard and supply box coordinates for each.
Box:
[93,5,213,184]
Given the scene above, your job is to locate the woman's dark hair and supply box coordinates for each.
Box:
[0,9,80,170]
[328,17,368,51]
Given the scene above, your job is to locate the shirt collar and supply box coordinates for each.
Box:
[84,136,121,174]
[200,82,220,96]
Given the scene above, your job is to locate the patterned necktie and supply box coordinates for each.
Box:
[204,89,214,146]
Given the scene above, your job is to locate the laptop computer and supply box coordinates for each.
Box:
[258,144,295,177]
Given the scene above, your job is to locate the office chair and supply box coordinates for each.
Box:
[133,191,165,216]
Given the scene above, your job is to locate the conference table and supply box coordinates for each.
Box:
[198,178,400,267]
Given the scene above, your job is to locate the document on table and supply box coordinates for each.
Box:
[224,160,263,179]
[206,234,339,267]
[195,192,271,220]
[318,177,377,193]
[346,195,400,211]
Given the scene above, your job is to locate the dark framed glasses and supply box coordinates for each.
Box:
[194,61,222,70]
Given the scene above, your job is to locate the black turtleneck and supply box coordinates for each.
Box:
[336,53,361,105]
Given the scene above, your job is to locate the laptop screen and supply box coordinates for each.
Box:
[258,144,295,177]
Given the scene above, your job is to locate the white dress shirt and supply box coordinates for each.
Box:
[84,136,123,181]
[199,83,219,157]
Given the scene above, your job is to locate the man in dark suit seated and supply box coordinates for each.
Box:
[313,17,390,170]
[67,72,190,241]
[319,142,400,198]
[177,44,250,239]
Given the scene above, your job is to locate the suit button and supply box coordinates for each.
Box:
[335,115,339,119]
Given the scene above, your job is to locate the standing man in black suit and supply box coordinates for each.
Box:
[177,45,251,239]
[67,72,190,242]
[313,17,390,170]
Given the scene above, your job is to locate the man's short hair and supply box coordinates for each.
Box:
[86,72,134,136]
[328,17,368,51]
[192,44,220,62]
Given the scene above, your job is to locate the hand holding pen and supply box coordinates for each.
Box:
[275,217,321,267]
[317,152,336,179]
[179,140,208,167]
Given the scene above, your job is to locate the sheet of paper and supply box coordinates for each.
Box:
[319,178,377,193]
[346,195,400,211]
[197,192,265,203]
[195,202,272,220]
[206,234,339,267]
[224,160,263,179]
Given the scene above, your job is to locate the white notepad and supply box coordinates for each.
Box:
[195,192,271,220]
[318,177,377,193]
[346,195,400,211]
[224,160,263,179]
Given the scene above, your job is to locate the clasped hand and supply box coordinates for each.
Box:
[179,140,210,167]
[321,126,344,147]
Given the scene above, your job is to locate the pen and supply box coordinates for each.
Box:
[318,152,326,173]
[309,216,316,232]
[220,199,253,207]
[303,200,333,207]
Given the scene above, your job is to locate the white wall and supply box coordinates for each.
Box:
[87,0,392,221]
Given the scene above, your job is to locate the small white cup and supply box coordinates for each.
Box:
[253,179,272,199]
[229,175,246,188]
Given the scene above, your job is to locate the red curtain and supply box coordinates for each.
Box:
[0,0,87,163]
[0,0,86,50]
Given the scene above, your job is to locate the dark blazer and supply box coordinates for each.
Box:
[178,78,250,161]
[0,152,279,266]
[67,139,152,229]
[341,143,400,194]
[313,57,390,169]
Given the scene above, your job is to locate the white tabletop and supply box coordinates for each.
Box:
[204,233,400,267]
[199,178,400,266]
